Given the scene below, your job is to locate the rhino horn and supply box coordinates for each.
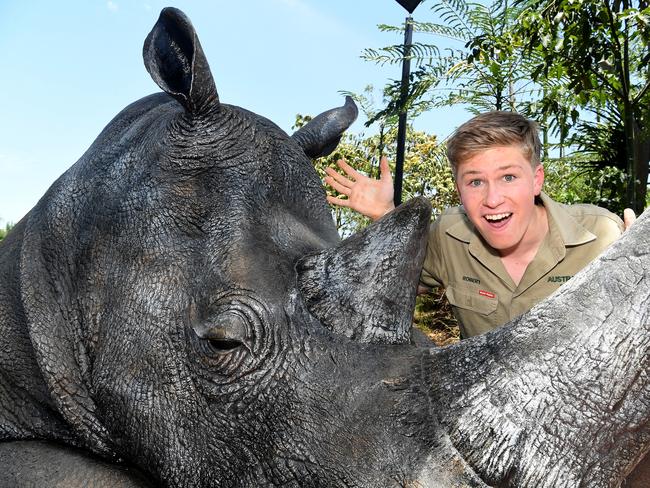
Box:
[143,7,218,114]
[296,197,431,344]
[291,96,359,159]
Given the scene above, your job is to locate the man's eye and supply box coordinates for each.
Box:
[504,174,516,182]
[469,179,483,187]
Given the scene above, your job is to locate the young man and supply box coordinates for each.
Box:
[324,111,635,338]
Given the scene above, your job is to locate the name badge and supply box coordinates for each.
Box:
[479,290,496,299]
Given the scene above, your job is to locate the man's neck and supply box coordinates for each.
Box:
[500,204,549,286]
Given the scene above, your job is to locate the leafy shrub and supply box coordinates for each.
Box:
[0,223,14,243]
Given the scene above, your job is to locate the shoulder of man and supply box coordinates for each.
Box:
[433,205,466,227]
[551,199,624,244]
[428,205,474,247]
[557,201,624,231]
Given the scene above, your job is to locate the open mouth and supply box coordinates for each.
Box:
[484,212,512,226]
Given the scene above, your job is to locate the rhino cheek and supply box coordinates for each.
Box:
[273,338,486,487]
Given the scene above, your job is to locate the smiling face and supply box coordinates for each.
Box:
[455,145,546,256]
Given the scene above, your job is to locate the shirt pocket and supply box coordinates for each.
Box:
[446,284,498,316]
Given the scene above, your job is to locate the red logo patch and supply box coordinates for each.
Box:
[479,290,496,299]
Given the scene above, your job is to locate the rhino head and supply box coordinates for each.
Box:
[0,7,648,488]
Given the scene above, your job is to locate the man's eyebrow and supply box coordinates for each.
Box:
[460,164,521,177]
[496,164,520,171]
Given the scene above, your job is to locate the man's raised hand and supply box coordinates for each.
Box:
[324,157,395,221]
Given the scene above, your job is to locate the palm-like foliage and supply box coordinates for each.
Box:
[362,0,545,125]
[361,0,650,211]
[514,0,650,212]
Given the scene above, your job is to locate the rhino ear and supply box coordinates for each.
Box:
[143,7,219,114]
[296,197,431,344]
[291,96,358,158]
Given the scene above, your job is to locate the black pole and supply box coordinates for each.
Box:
[394,16,413,207]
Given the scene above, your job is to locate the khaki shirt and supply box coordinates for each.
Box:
[420,193,624,338]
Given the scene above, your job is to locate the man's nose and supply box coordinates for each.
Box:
[484,183,504,208]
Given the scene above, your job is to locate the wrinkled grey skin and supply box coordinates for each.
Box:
[0,7,648,488]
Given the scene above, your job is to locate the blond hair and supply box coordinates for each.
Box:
[446,111,541,176]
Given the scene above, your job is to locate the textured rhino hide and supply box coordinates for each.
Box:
[0,7,648,488]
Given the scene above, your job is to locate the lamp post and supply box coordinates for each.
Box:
[393,0,423,206]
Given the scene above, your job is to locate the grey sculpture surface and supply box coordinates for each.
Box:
[0,7,648,488]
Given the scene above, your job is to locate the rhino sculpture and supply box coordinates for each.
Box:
[0,7,648,488]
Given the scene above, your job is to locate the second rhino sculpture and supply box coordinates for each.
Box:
[0,7,648,488]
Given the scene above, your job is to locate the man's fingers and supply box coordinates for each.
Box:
[324,176,350,196]
[336,159,362,179]
[326,195,350,207]
[325,166,354,188]
[623,208,636,230]
[379,156,392,182]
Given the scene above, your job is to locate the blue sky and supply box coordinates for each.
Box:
[0,0,468,225]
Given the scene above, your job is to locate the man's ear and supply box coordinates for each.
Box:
[534,163,545,195]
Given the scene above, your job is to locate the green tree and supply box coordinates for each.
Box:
[362,0,541,123]
[543,155,628,210]
[294,89,457,237]
[313,125,456,237]
[360,0,648,214]
[514,0,650,213]
[0,223,14,242]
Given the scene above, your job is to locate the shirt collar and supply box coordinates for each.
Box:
[539,192,596,246]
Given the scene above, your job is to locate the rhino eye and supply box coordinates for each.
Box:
[193,311,250,355]
[187,293,270,384]
[207,337,242,352]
